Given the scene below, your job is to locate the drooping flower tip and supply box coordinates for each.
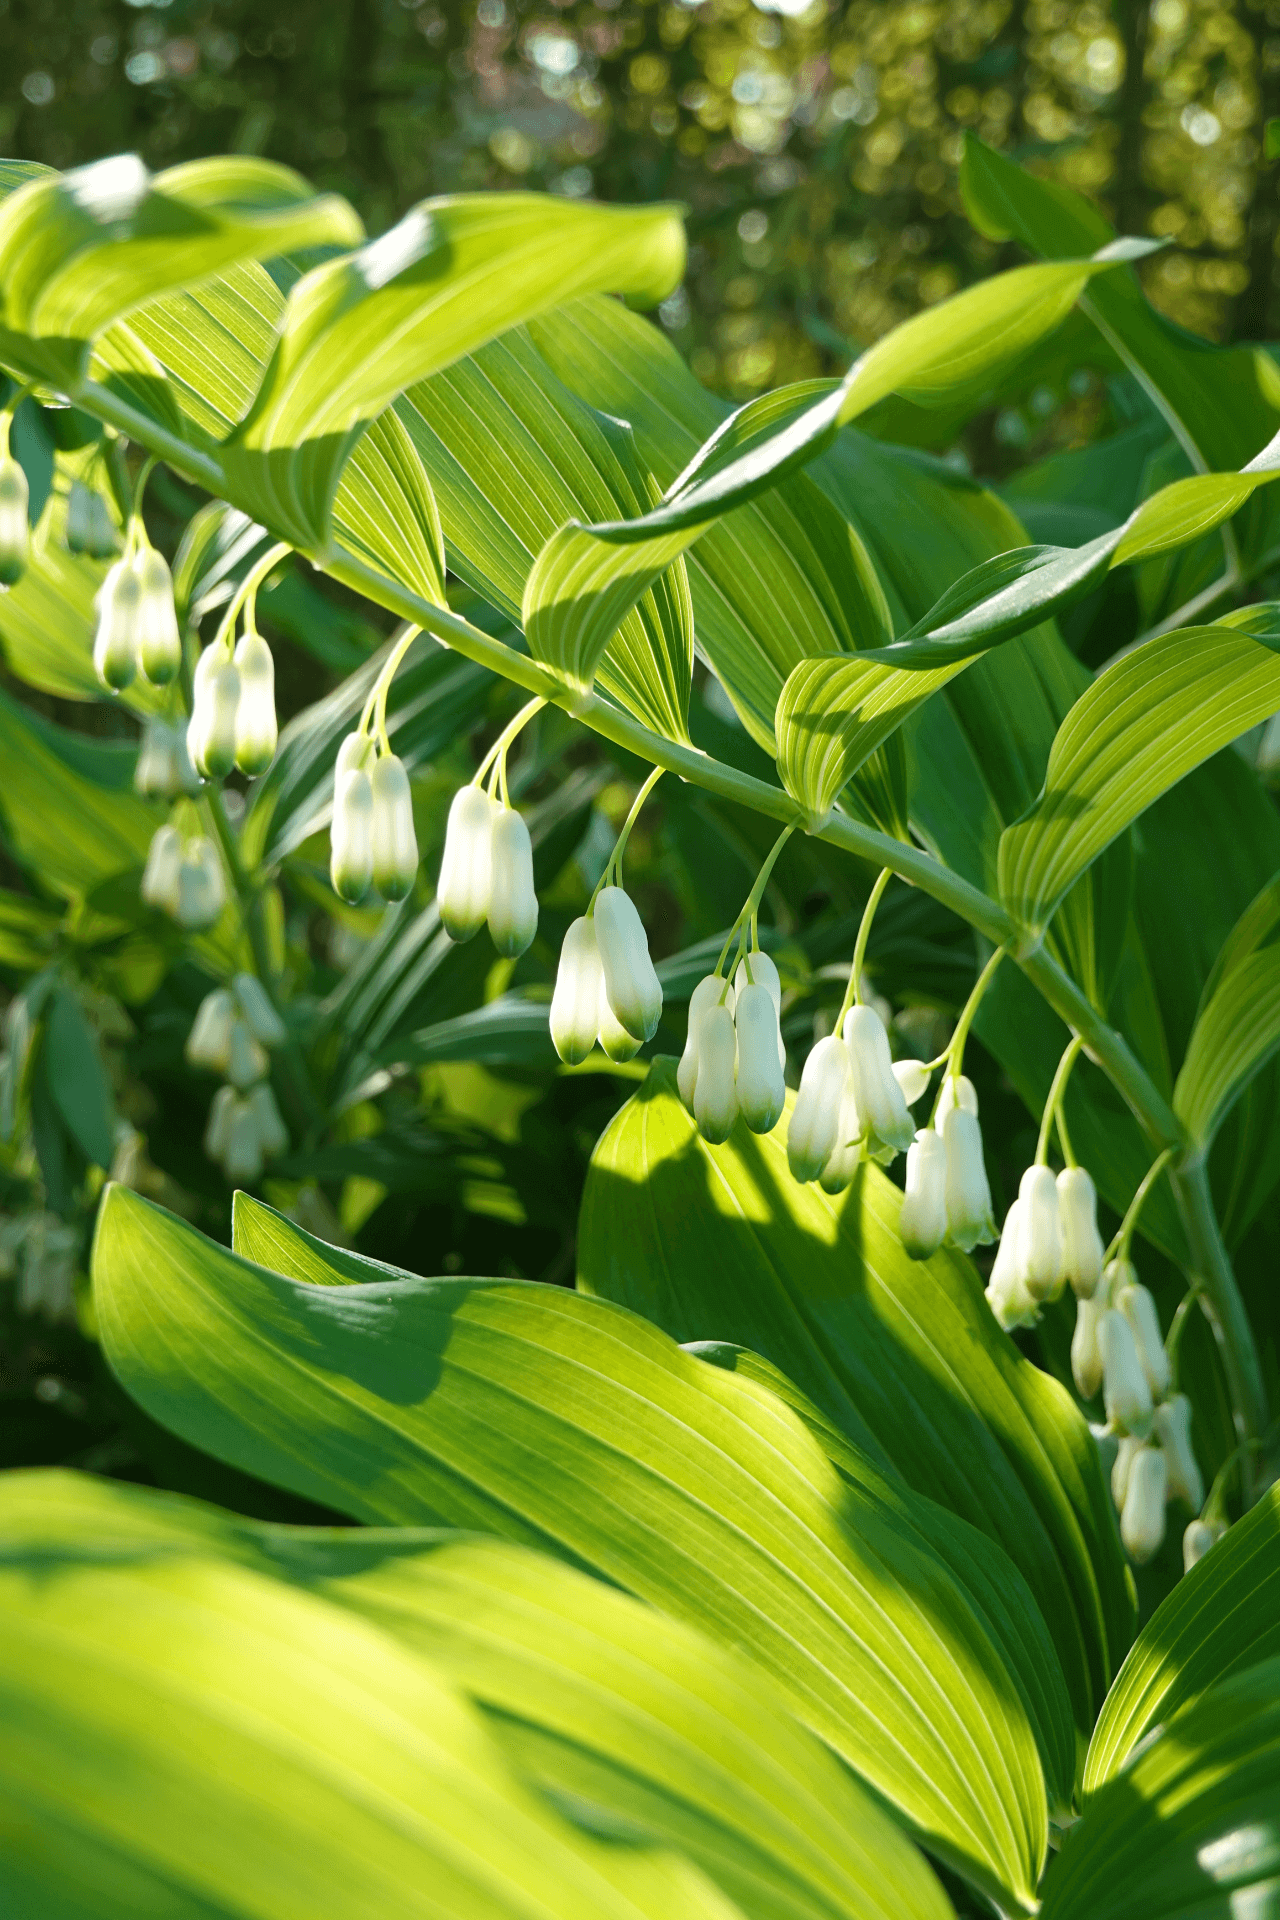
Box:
[135,546,182,686]
[1099,1306,1154,1440]
[942,1103,995,1251]
[552,917,605,1066]
[1120,1445,1167,1563]
[135,718,199,800]
[232,629,278,775]
[786,1033,848,1183]
[488,805,539,958]
[692,1001,737,1144]
[1014,1163,1063,1302]
[843,1004,913,1155]
[187,643,241,778]
[899,1127,948,1260]
[594,886,662,1043]
[677,973,730,1109]
[1153,1393,1204,1512]
[94,558,142,692]
[437,783,497,942]
[369,752,418,903]
[1182,1516,1225,1573]
[1057,1165,1104,1298]
[735,980,785,1135]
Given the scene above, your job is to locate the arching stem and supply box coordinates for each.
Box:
[1036,1034,1085,1167]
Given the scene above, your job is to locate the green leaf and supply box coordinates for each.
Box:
[93,1182,1054,1912]
[774,653,972,817]
[0,155,363,389]
[42,986,115,1167]
[1173,877,1280,1146]
[998,620,1280,935]
[223,194,686,550]
[0,1470,742,1920]
[1085,1484,1280,1791]
[1042,1658,1280,1920]
[0,686,158,899]
[576,1060,1134,1746]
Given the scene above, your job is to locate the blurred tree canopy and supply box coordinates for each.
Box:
[3,0,1277,425]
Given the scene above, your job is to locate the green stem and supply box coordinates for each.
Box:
[473,694,547,790]
[372,623,422,753]
[714,822,796,975]
[1036,1034,1085,1166]
[837,866,892,1028]
[1107,1145,1176,1265]
[1164,1283,1201,1390]
[1172,1158,1268,1500]
[211,540,291,658]
[607,764,663,885]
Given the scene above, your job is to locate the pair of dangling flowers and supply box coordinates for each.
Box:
[551,767,664,1064]
[186,972,289,1184]
[140,818,225,931]
[186,541,286,782]
[89,459,181,693]
[433,697,548,955]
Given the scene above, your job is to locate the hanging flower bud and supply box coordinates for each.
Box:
[225,1018,269,1091]
[1120,1446,1167,1563]
[186,988,236,1073]
[597,979,643,1063]
[734,950,785,1070]
[693,1001,738,1145]
[943,1104,996,1251]
[818,1072,862,1194]
[203,1084,237,1163]
[174,838,225,931]
[1111,1433,1144,1510]
[221,1097,264,1185]
[66,481,94,555]
[232,629,277,775]
[134,547,182,686]
[140,824,183,914]
[843,1005,914,1154]
[678,974,731,1107]
[1112,1267,1171,1399]
[935,1072,978,1133]
[187,644,241,778]
[986,1202,1039,1329]
[1153,1394,1204,1512]
[735,982,785,1134]
[135,719,197,799]
[369,753,418,903]
[488,806,539,958]
[595,886,662,1043]
[1014,1164,1063,1301]
[1071,1293,1107,1400]
[899,1128,949,1259]
[1100,1307,1154,1439]
[93,558,140,692]
[330,734,375,905]
[786,1035,849,1183]
[247,1081,289,1161]
[552,919,605,1067]
[437,783,496,942]
[893,1059,931,1107]
[0,455,29,586]
[1057,1166,1104,1299]
[1182,1517,1225,1573]
[233,972,286,1050]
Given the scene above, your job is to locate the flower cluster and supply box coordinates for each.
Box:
[898,1072,999,1255]
[330,732,419,906]
[787,1001,927,1189]
[94,544,182,692]
[986,1162,1106,1329]
[0,454,29,587]
[140,823,225,930]
[436,783,538,955]
[679,950,786,1143]
[187,973,289,1184]
[551,888,663,1065]
[187,629,277,780]
[134,717,199,800]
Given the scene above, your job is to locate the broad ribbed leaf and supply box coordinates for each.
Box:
[0,1470,739,1920]
[1085,1484,1280,1791]
[775,654,967,816]
[0,154,362,388]
[998,619,1280,934]
[1042,1659,1280,1920]
[223,194,685,549]
[1173,876,1280,1146]
[0,687,158,898]
[577,1060,1133,1745]
[93,1182,1052,1911]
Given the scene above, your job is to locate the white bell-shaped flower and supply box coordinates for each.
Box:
[935,1071,978,1132]
[1182,1517,1224,1573]
[330,748,375,905]
[0,455,29,585]
[734,950,785,1071]
[232,629,277,775]
[225,1017,269,1090]
[488,806,539,958]
[552,918,605,1066]
[678,974,731,1107]
[1100,1307,1154,1438]
[986,1201,1039,1329]
[247,1081,289,1160]
[135,547,182,685]
[93,558,141,692]
[943,1105,996,1250]
[66,481,94,555]
[818,1072,862,1194]
[437,783,496,942]
[175,838,225,930]
[1111,1433,1144,1510]
[1071,1293,1106,1400]
[186,988,236,1073]
[899,1128,948,1259]
[1153,1393,1204,1511]
[693,1001,738,1144]
[735,981,785,1134]
[1109,1263,1171,1399]
[233,972,286,1049]
[595,886,662,1043]
[892,1058,931,1107]
[597,977,643,1063]
[368,753,418,902]
[1120,1445,1167,1563]
[203,1084,237,1162]
[1014,1164,1063,1301]
[843,1005,914,1154]
[786,1035,849,1182]
[1057,1166,1104,1299]
[135,719,197,799]
[222,1096,264,1185]
[187,643,240,778]
[140,824,183,914]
